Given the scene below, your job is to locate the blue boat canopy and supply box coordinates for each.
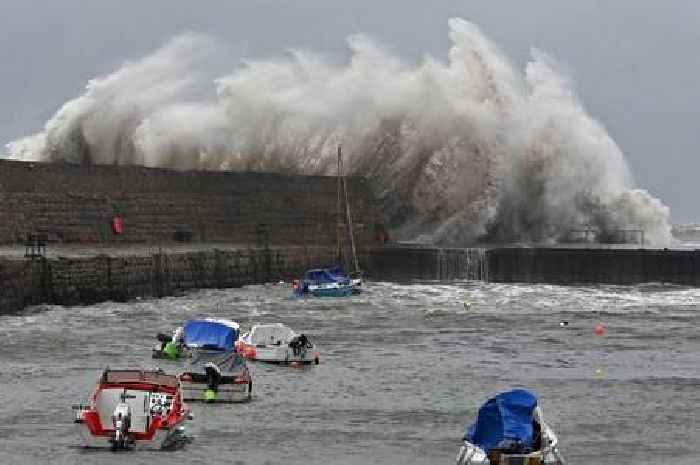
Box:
[183,319,239,351]
[303,268,343,284]
[464,389,538,453]
[326,265,347,277]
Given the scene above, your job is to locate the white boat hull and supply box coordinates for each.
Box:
[456,418,565,465]
[252,345,319,364]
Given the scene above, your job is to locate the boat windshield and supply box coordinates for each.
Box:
[187,351,247,375]
[250,325,295,346]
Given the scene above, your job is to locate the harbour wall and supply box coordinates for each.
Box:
[1,160,699,313]
[486,247,700,286]
[367,246,700,286]
[0,160,380,247]
[0,246,353,313]
[4,245,698,313]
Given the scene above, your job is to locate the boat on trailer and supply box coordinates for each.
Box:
[456,389,567,465]
[175,319,252,403]
[73,368,191,450]
[236,323,320,364]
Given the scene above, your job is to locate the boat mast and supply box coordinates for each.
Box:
[336,145,344,264]
[339,146,360,274]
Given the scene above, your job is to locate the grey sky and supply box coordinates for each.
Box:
[1,0,698,222]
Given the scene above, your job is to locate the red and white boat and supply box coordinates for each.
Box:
[73,369,191,450]
[236,323,320,365]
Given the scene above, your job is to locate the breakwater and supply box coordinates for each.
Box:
[0,160,379,246]
[0,245,351,313]
[1,160,699,313]
[367,246,700,286]
[487,247,700,286]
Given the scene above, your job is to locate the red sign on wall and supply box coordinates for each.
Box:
[111,216,124,235]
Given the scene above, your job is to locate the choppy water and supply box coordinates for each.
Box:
[1,281,699,465]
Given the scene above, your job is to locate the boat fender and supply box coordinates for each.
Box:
[163,341,179,360]
[204,389,217,403]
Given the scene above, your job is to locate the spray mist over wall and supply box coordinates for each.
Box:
[6,19,671,245]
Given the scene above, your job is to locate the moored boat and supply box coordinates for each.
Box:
[456,389,567,465]
[294,268,355,297]
[175,319,252,403]
[152,318,239,360]
[327,265,362,294]
[236,323,320,364]
[72,368,191,450]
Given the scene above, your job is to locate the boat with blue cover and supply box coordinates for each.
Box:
[295,146,363,297]
[456,389,567,465]
[152,319,253,403]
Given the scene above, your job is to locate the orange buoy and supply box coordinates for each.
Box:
[594,323,606,336]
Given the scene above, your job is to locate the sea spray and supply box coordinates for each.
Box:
[6,18,672,245]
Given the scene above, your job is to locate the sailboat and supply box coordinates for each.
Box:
[332,145,363,292]
[294,146,363,297]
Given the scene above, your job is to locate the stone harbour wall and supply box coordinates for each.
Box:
[0,246,352,313]
[487,247,700,286]
[0,160,380,247]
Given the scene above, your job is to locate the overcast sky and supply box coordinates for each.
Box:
[1,0,698,222]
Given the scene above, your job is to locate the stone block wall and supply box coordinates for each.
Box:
[0,160,380,247]
[487,248,700,286]
[0,246,356,313]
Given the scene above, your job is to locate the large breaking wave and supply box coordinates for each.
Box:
[5,18,671,245]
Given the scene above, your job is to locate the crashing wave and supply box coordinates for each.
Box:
[5,19,671,245]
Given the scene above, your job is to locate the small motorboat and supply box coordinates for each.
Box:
[73,368,191,450]
[152,318,238,360]
[294,268,355,297]
[456,389,567,465]
[236,323,320,364]
[176,319,252,403]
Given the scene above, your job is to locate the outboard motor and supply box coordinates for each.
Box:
[289,334,312,356]
[204,362,222,403]
[111,390,135,450]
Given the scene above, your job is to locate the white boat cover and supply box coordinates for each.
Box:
[249,324,295,346]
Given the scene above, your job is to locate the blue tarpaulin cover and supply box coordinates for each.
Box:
[183,320,238,351]
[326,265,347,277]
[303,269,343,284]
[464,389,538,453]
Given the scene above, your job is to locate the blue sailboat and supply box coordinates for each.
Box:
[294,268,355,297]
[295,146,363,298]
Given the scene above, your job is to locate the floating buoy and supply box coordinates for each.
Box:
[594,368,605,378]
[594,323,606,336]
